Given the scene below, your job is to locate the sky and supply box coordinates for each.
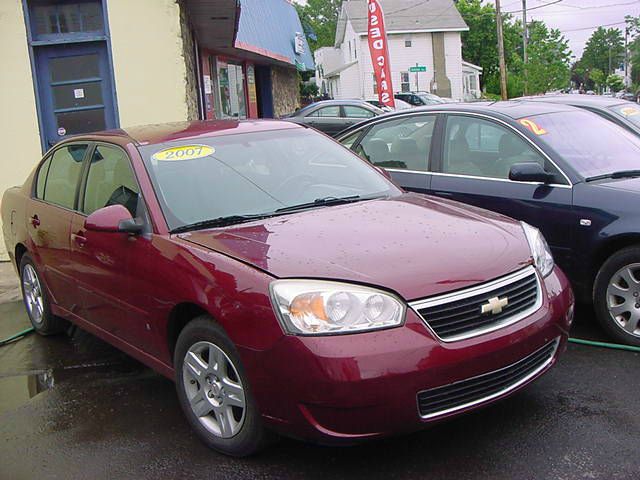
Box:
[293,0,640,59]
[503,0,640,58]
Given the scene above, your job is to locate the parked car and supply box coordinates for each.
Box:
[520,94,640,138]
[282,100,384,136]
[395,92,448,106]
[337,101,640,346]
[2,120,573,456]
[366,97,413,111]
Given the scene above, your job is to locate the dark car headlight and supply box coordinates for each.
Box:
[269,280,406,335]
[521,222,554,277]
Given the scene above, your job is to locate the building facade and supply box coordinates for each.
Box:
[0,0,312,260]
[314,0,481,102]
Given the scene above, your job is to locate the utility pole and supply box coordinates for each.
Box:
[522,0,528,95]
[496,0,508,100]
[624,23,629,88]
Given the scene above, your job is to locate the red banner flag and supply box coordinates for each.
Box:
[367,0,395,109]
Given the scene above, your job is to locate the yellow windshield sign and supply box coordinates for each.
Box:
[620,106,640,117]
[152,145,214,161]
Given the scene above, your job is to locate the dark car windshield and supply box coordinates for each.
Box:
[520,110,640,179]
[609,103,640,127]
[139,128,400,231]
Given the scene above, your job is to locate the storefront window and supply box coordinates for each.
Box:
[215,59,246,119]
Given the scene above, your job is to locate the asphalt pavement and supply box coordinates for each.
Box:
[0,299,638,480]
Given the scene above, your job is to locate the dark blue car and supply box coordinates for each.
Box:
[337,101,640,346]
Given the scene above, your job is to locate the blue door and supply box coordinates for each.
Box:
[35,42,116,148]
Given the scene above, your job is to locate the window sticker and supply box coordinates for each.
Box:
[518,118,547,135]
[620,106,639,117]
[152,145,214,161]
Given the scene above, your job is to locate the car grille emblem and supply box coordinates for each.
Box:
[480,296,509,315]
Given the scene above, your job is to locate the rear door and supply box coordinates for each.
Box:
[351,113,439,194]
[26,143,90,311]
[429,113,575,265]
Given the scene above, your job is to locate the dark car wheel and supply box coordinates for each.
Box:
[174,316,269,457]
[594,247,640,346]
[19,254,67,335]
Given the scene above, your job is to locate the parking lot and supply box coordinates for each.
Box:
[1,297,638,480]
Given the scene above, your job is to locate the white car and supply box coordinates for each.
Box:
[366,98,413,112]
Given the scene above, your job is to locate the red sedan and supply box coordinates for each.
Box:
[1,120,574,456]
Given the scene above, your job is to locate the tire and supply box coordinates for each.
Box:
[593,246,640,346]
[19,254,67,335]
[174,316,269,457]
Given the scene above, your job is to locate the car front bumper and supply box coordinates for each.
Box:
[240,266,574,443]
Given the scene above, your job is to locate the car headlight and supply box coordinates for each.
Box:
[269,280,406,335]
[521,222,554,277]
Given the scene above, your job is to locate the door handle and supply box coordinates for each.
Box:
[30,215,40,228]
[71,232,87,247]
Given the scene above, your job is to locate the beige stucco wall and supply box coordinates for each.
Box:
[0,1,42,261]
[107,0,193,127]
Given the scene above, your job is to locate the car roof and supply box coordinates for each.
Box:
[520,94,630,109]
[81,119,303,146]
[368,100,578,120]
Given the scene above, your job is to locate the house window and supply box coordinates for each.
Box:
[401,72,410,92]
[30,1,104,40]
[349,41,352,61]
[373,74,378,95]
[404,37,412,48]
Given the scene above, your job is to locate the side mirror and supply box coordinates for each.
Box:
[509,162,555,184]
[376,166,392,180]
[85,204,143,235]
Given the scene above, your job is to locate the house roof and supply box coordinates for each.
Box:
[336,0,468,45]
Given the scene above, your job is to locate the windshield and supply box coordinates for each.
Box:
[520,110,640,179]
[417,94,445,105]
[139,128,400,231]
[609,103,640,127]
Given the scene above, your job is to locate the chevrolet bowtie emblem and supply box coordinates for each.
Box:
[481,296,509,315]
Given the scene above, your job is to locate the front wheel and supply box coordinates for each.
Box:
[174,316,269,457]
[593,247,640,346]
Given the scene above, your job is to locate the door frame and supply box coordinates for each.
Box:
[22,0,120,154]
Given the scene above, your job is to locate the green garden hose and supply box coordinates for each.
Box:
[568,337,640,353]
[0,327,35,347]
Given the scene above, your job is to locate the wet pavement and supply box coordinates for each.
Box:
[0,300,638,480]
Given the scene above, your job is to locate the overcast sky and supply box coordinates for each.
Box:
[504,0,640,58]
[293,0,640,59]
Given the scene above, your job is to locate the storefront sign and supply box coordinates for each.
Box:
[247,65,257,104]
[367,0,395,108]
[294,32,305,55]
[203,75,212,94]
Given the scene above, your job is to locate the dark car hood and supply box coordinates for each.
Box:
[180,193,532,300]
[592,176,640,193]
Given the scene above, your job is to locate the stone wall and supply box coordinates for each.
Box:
[177,0,200,120]
[271,66,300,118]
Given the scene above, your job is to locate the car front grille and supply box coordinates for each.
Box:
[410,266,541,342]
[417,338,559,419]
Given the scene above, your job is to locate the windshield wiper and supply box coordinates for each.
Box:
[275,195,362,213]
[585,170,640,182]
[171,213,277,233]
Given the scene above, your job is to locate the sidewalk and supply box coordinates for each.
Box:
[0,261,21,304]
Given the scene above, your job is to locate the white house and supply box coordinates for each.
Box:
[314,0,482,102]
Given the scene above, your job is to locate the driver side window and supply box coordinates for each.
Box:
[443,115,562,181]
[82,145,140,216]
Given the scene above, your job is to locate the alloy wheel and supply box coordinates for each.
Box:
[182,341,246,438]
[22,264,44,325]
[606,262,640,337]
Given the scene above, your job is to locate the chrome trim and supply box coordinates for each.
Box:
[409,266,542,342]
[387,169,572,189]
[417,338,559,420]
[338,110,573,187]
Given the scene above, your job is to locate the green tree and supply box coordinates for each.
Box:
[606,74,624,92]
[590,68,606,93]
[294,0,342,51]
[455,0,522,90]
[525,21,571,94]
[580,27,624,77]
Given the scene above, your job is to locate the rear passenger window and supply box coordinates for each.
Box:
[35,156,52,199]
[82,145,140,216]
[42,144,88,209]
[343,106,375,118]
[353,115,435,171]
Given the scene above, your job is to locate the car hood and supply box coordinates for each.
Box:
[180,193,532,300]
[592,176,640,193]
